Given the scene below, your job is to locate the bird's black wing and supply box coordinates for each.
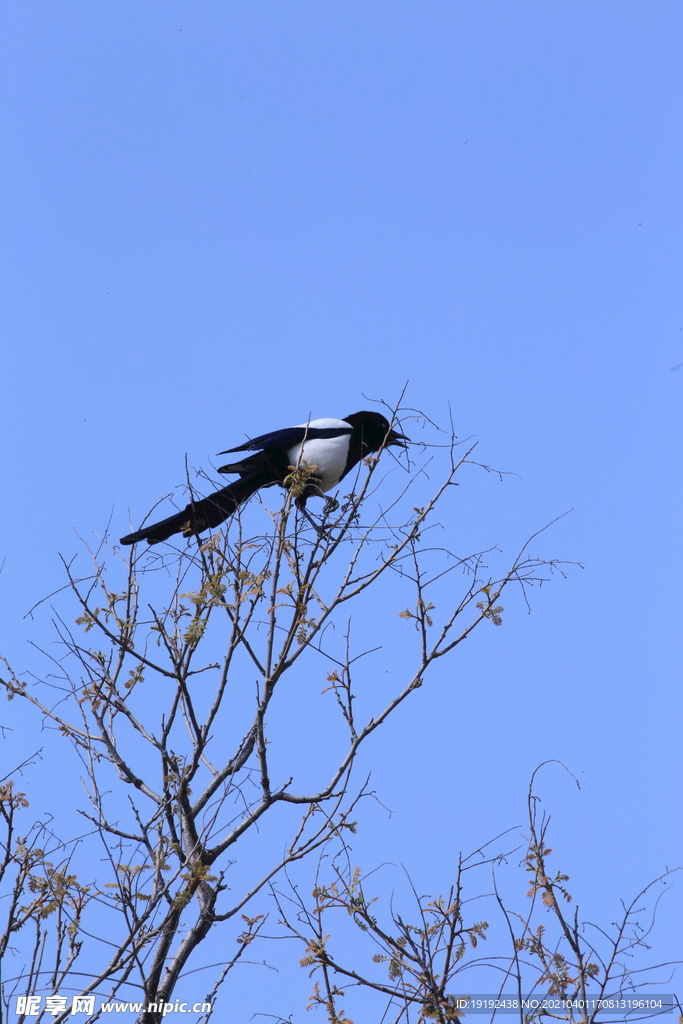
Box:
[219,425,352,455]
[217,451,285,476]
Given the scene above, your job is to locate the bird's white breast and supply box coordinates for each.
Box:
[287,418,352,492]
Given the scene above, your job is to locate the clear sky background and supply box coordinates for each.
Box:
[1,1,681,1016]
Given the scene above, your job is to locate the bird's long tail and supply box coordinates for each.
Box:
[120,475,263,546]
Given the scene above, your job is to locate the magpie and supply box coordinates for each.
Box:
[119,411,407,546]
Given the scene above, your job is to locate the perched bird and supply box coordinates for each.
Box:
[119,411,407,546]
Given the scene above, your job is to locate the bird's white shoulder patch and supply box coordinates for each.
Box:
[287,419,352,492]
[293,417,351,430]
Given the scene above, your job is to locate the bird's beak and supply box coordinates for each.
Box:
[387,428,409,449]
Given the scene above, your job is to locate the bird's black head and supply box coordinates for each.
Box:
[343,410,409,453]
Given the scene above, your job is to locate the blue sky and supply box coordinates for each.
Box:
[1,0,681,1016]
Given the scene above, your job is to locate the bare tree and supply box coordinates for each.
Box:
[0,404,573,1023]
[274,763,681,1024]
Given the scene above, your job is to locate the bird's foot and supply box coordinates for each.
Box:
[297,506,327,536]
[295,489,338,536]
